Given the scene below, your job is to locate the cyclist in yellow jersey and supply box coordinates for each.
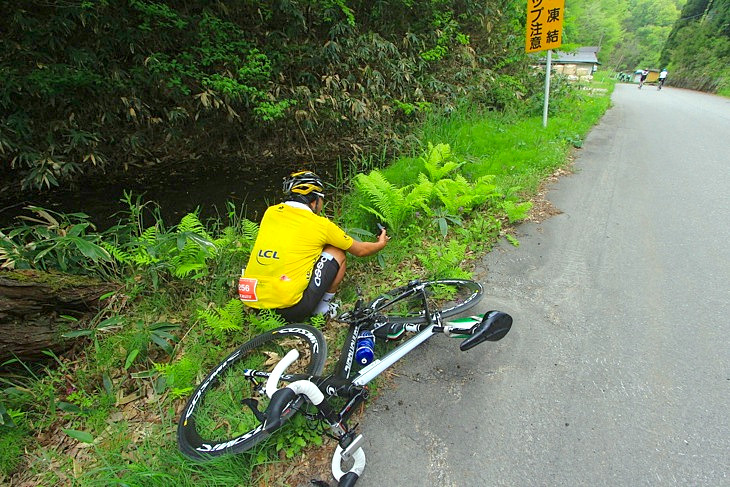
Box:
[239,171,389,322]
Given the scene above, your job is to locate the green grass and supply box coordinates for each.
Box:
[0,427,25,475]
[1,75,614,486]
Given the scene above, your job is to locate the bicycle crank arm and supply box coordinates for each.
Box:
[459,311,513,351]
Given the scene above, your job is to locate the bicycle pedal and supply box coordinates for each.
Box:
[340,434,364,462]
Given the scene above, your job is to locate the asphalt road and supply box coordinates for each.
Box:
[355,84,730,486]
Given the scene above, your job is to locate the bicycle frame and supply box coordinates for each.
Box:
[331,280,480,379]
[252,282,510,486]
[265,281,491,416]
[353,322,438,386]
[260,313,486,486]
[177,278,510,486]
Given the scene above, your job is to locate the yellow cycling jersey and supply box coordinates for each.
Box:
[241,202,353,309]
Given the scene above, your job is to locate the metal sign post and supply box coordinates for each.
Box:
[543,49,551,127]
[525,0,564,128]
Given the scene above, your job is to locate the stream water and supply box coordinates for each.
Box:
[0,159,340,230]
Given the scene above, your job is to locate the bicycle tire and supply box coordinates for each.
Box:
[177,324,327,460]
[367,279,483,324]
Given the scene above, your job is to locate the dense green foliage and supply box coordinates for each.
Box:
[565,0,728,95]
[0,75,615,485]
[1,0,542,191]
[565,0,686,71]
[660,0,730,94]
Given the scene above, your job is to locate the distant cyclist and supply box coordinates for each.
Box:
[658,68,668,90]
[639,69,649,89]
[239,171,389,322]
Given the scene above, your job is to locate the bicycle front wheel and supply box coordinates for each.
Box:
[177,324,327,460]
[368,279,483,324]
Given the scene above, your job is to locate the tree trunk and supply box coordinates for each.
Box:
[0,270,117,362]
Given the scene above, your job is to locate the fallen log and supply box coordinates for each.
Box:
[0,270,117,362]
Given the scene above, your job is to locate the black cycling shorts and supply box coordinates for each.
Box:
[276,252,340,322]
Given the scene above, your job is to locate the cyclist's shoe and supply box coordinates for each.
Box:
[313,298,341,322]
[327,301,340,319]
[321,300,340,321]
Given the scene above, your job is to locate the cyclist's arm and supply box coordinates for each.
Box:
[347,228,389,257]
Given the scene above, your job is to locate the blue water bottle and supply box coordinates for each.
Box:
[355,331,375,365]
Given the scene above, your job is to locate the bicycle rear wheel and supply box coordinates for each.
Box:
[368,279,483,324]
[177,324,327,460]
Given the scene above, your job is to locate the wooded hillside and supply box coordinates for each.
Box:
[1,1,534,193]
[564,0,687,71]
[563,0,728,94]
[660,0,730,93]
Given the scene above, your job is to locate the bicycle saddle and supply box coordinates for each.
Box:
[460,311,512,351]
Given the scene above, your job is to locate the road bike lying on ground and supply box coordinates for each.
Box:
[177,279,512,486]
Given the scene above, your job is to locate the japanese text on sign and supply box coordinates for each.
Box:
[525,0,564,53]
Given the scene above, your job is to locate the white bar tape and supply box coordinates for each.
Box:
[287,380,324,405]
[265,349,324,405]
[265,349,300,398]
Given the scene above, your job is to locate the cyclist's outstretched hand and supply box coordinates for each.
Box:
[377,227,390,248]
[347,226,389,257]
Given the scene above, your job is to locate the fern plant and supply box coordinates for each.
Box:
[499,186,533,223]
[211,219,258,263]
[152,356,198,399]
[197,299,244,340]
[353,170,431,235]
[415,240,471,280]
[248,308,286,335]
[433,174,498,214]
[501,200,533,223]
[421,142,463,182]
[103,212,217,283]
[169,213,217,279]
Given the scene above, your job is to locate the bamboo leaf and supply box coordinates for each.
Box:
[62,329,94,338]
[151,334,174,354]
[63,429,94,444]
[97,316,125,329]
[125,349,140,370]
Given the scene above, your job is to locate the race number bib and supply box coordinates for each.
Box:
[238,277,258,302]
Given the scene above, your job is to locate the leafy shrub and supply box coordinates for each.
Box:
[416,240,471,280]
[0,207,111,275]
[1,1,536,190]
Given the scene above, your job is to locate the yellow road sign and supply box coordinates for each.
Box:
[525,0,564,53]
